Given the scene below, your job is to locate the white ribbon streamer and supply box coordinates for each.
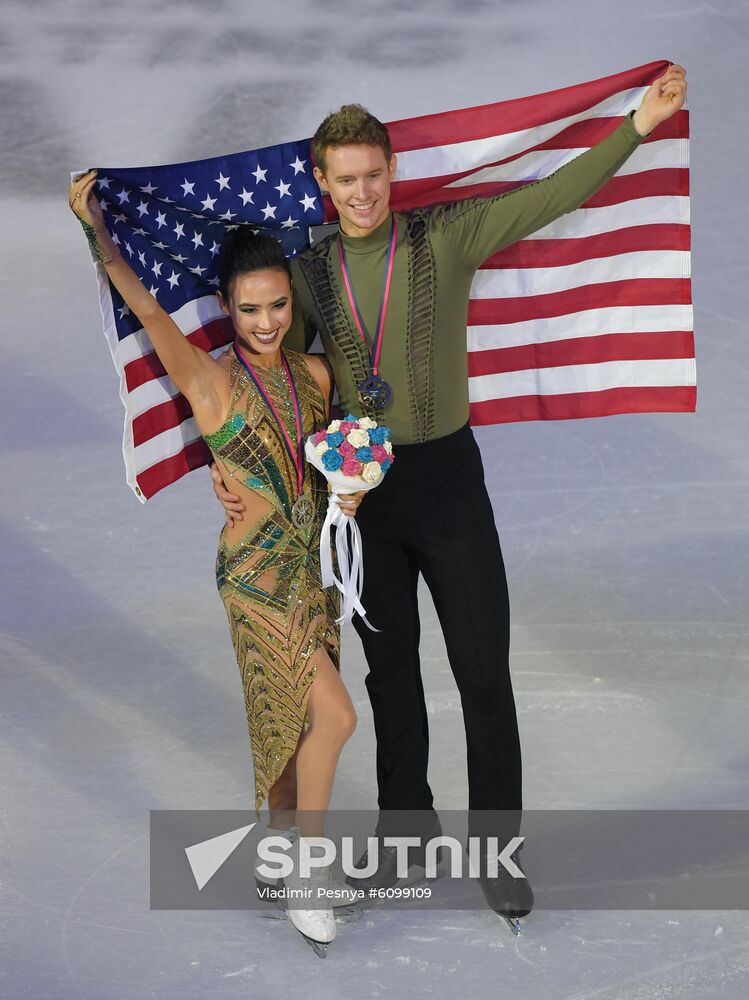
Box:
[319,492,378,631]
[305,435,390,630]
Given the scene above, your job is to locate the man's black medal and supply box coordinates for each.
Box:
[338,218,397,411]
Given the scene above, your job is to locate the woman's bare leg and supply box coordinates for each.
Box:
[295,652,356,838]
[267,748,298,830]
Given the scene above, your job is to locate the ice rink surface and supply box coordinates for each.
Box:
[1,0,748,996]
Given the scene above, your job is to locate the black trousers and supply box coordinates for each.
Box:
[353,423,522,817]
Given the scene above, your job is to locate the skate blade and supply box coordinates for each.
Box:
[302,934,328,958]
[502,915,522,936]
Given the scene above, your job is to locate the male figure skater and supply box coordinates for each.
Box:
[213,66,687,924]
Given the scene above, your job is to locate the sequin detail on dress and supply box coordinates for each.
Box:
[204,349,339,811]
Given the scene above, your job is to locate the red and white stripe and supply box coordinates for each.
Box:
[96,59,693,500]
[97,285,234,500]
[327,58,694,428]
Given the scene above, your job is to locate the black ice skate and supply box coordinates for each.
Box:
[474,849,534,936]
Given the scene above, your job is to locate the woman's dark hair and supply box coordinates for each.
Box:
[217,228,291,302]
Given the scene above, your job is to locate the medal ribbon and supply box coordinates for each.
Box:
[234,344,305,499]
[337,217,397,377]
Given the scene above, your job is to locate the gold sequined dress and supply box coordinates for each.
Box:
[203,347,339,811]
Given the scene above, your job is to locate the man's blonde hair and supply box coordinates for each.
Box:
[312,104,393,174]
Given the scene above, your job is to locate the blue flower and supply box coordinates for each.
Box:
[355,446,373,463]
[381,457,392,472]
[368,426,386,445]
[326,431,344,447]
[322,449,344,471]
[343,413,359,423]
[382,426,391,441]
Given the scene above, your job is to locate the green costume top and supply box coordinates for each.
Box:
[286,111,644,444]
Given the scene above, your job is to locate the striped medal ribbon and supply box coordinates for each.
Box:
[337,217,397,409]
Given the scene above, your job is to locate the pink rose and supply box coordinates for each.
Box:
[341,457,362,477]
[371,444,388,464]
[339,421,356,435]
[313,429,327,445]
[339,439,356,458]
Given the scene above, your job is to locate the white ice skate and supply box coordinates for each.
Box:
[282,837,337,958]
[254,825,360,916]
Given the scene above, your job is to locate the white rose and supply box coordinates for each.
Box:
[327,419,341,432]
[383,440,393,454]
[358,416,377,430]
[315,440,330,455]
[362,462,382,484]
[347,429,369,448]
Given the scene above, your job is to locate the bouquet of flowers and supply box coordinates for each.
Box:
[305,414,394,627]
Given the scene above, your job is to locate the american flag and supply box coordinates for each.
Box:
[83,58,693,501]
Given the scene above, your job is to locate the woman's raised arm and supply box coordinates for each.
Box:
[69,169,223,417]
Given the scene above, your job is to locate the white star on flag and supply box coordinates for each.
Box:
[281,216,298,229]
[152,261,163,277]
[140,181,157,194]
[275,180,291,198]
[300,193,317,212]
[239,188,254,206]
[116,189,130,205]
[174,222,185,239]
[155,211,167,229]
[136,201,149,217]
[215,173,231,191]
[201,194,217,211]
[180,179,196,196]
[167,271,180,289]
[261,203,277,220]
[191,232,204,249]
[252,163,267,184]
[290,156,306,175]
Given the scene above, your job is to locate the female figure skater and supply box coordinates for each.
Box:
[69,170,362,956]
